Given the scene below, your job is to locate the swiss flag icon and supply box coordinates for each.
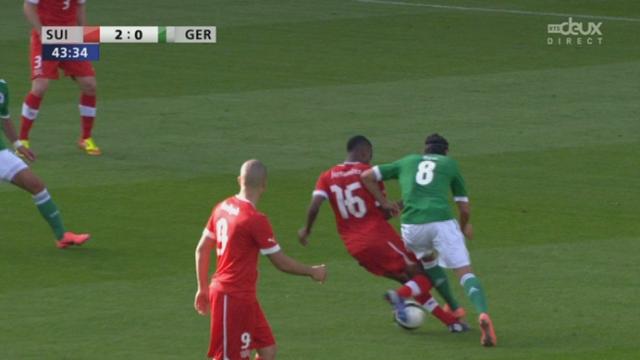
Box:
[83,26,100,43]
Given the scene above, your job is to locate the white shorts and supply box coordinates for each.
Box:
[401,220,471,269]
[0,149,28,182]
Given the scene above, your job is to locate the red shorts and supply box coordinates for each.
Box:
[208,289,275,360]
[30,32,95,80]
[347,225,417,277]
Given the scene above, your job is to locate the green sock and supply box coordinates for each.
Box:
[424,264,461,310]
[33,190,65,240]
[461,273,489,314]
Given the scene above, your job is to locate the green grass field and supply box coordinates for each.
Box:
[1,1,640,359]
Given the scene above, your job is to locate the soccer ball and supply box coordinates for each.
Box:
[394,300,425,330]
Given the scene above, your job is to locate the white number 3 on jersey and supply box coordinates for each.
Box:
[62,0,71,10]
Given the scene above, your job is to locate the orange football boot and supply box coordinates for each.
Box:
[57,232,91,249]
[479,313,497,347]
[443,304,467,320]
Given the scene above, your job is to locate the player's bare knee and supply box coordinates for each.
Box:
[453,266,473,280]
[29,177,46,195]
[31,79,49,96]
[385,272,409,283]
[11,169,44,194]
[256,344,277,360]
[405,263,420,277]
[24,173,45,195]
[78,77,97,96]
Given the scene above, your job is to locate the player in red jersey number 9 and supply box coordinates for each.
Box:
[195,160,327,360]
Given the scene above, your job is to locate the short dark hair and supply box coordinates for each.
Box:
[425,133,449,155]
[347,135,372,152]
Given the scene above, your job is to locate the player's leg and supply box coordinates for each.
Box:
[387,223,435,321]
[19,78,49,145]
[452,266,489,315]
[21,32,56,146]
[349,241,411,321]
[255,345,277,360]
[386,271,465,331]
[207,290,226,359]
[413,292,468,332]
[454,266,496,346]
[402,225,464,310]
[11,168,61,238]
[436,221,490,314]
[376,227,420,284]
[75,76,97,140]
[421,255,465,319]
[350,237,411,283]
[253,301,276,360]
[208,292,264,360]
[67,62,101,155]
[10,165,90,248]
[436,220,496,346]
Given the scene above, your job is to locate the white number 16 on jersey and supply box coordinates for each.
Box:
[330,182,367,219]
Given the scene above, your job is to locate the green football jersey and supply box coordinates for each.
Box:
[0,79,9,151]
[375,153,468,224]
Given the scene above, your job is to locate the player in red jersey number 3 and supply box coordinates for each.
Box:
[21,0,101,155]
[194,160,327,360]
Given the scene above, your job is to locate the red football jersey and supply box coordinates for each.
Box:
[205,196,281,300]
[314,162,389,253]
[28,0,85,26]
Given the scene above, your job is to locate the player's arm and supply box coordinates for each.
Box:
[77,2,86,26]
[23,1,42,34]
[0,85,36,161]
[256,215,326,282]
[194,229,215,315]
[456,201,472,240]
[451,162,472,240]
[1,119,35,162]
[362,165,399,215]
[298,194,325,246]
[267,250,327,283]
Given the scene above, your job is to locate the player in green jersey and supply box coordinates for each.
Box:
[361,133,497,347]
[0,79,90,248]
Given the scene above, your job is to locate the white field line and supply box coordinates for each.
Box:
[356,0,640,22]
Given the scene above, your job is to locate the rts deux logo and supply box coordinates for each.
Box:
[547,17,603,46]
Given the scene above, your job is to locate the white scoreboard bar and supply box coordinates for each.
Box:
[100,26,159,43]
[40,26,217,44]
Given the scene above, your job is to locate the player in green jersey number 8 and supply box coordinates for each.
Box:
[361,133,497,347]
[0,79,90,248]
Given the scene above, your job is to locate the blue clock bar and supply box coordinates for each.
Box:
[42,44,100,61]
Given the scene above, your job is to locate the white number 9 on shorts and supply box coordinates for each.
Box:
[240,332,251,350]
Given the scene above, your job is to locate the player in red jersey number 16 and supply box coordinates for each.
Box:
[195,160,327,360]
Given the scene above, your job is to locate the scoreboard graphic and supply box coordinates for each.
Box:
[42,26,216,61]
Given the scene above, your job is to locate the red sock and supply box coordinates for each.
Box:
[415,293,457,326]
[396,284,413,298]
[20,92,42,140]
[396,274,433,299]
[79,94,96,139]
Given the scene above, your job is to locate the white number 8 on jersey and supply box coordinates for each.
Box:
[416,160,436,185]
